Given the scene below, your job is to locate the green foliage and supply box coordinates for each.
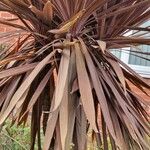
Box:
[0,121,30,150]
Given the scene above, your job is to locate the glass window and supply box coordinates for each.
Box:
[110,21,150,78]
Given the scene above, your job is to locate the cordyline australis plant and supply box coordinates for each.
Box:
[0,0,150,150]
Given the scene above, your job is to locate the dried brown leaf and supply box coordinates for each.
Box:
[74,41,97,132]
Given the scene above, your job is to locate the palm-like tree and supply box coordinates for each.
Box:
[0,0,150,149]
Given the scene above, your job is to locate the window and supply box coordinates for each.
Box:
[111,21,150,78]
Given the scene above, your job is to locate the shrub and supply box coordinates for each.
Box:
[0,0,150,149]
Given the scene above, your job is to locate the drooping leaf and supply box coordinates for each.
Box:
[0,0,149,149]
[79,38,116,139]
[59,84,68,150]
[74,41,97,132]
[52,41,70,110]
[0,50,56,125]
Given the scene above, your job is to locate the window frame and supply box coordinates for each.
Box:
[120,48,150,78]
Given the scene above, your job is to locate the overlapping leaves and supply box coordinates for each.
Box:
[0,0,150,150]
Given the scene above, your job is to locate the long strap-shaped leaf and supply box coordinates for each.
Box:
[0,62,38,79]
[65,50,77,150]
[79,38,116,139]
[98,65,150,148]
[74,41,97,132]
[105,57,126,93]
[20,68,54,121]
[43,42,70,150]
[43,101,59,150]
[0,50,56,125]
[59,83,69,150]
[76,104,87,150]
[52,41,70,110]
